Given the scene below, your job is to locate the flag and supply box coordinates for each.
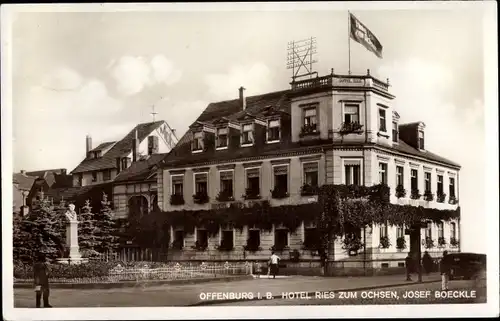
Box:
[349,13,383,59]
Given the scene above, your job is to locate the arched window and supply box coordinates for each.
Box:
[128,196,149,219]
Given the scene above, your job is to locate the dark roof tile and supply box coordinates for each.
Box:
[12,173,36,191]
[89,141,116,152]
[71,121,165,174]
[114,153,168,183]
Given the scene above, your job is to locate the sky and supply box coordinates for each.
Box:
[8,5,488,252]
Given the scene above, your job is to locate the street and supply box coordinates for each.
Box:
[13,272,485,308]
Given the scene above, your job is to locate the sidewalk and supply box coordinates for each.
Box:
[14,272,442,307]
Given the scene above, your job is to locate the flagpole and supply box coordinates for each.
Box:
[348,11,351,75]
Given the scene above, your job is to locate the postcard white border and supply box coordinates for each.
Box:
[2,1,498,320]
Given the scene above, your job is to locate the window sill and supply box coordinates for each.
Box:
[241,143,254,148]
[192,149,203,154]
[377,132,390,138]
[216,146,228,151]
[266,140,280,144]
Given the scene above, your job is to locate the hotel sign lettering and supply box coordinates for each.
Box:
[334,77,365,87]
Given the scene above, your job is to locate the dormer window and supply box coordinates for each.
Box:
[392,121,398,143]
[418,130,425,150]
[267,119,280,143]
[93,151,100,159]
[192,131,204,153]
[216,127,228,149]
[241,123,254,146]
[378,108,387,132]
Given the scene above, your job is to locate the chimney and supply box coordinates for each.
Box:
[86,135,92,155]
[239,86,246,110]
[20,170,26,175]
[132,129,139,162]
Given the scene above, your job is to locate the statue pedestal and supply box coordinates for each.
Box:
[57,206,87,265]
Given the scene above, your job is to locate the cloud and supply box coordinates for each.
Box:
[14,67,124,172]
[378,58,485,252]
[109,55,182,96]
[204,63,276,100]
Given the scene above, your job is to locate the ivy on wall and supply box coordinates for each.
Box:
[145,184,460,237]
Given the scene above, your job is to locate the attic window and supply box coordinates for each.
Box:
[93,151,100,159]
[267,119,280,143]
[241,124,254,146]
[216,127,228,149]
[192,131,204,153]
[392,121,398,143]
[418,130,425,150]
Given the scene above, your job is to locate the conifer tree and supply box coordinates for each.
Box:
[13,212,34,264]
[94,193,118,254]
[78,199,99,257]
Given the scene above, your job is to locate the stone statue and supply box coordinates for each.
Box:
[64,204,78,223]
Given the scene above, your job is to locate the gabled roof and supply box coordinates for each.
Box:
[71,121,165,174]
[114,153,168,183]
[89,141,116,153]
[12,173,36,191]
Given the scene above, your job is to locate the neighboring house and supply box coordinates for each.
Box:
[48,120,178,212]
[26,169,73,207]
[13,171,35,215]
[157,70,460,270]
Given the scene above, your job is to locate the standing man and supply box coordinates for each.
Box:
[269,251,280,279]
[33,253,52,308]
[440,250,450,290]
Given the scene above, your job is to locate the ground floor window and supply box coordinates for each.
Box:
[195,229,208,250]
[245,229,261,251]
[274,228,288,251]
[303,227,320,250]
[172,230,184,250]
[219,230,234,251]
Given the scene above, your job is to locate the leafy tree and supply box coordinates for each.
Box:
[78,200,99,258]
[94,193,118,254]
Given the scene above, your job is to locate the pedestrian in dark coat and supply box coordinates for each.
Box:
[440,250,450,290]
[422,251,433,274]
[33,253,51,308]
[405,253,413,281]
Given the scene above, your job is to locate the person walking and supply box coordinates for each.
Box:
[33,253,52,308]
[269,251,280,279]
[440,250,450,290]
[405,253,413,281]
[422,251,433,275]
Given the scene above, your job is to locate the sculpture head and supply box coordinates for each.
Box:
[68,203,76,212]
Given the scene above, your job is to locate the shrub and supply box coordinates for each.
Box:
[438,237,447,247]
[395,185,406,198]
[450,237,459,247]
[424,191,434,202]
[379,236,391,249]
[396,236,407,250]
[424,237,435,249]
[14,261,116,279]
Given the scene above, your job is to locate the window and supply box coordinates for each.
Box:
[345,163,361,185]
[449,177,456,198]
[450,222,456,239]
[303,107,317,127]
[411,169,418,191]
[396,166,404,186]
[418,130,425,150]
[344,104,359,123]
[424,172,431,193]
[171,175,184,196]
[192,131,204,151]
[267,119,280,142]
[379,224,388,238]
[220,230,234,250]
[379,163,388,185]
[219,171,233,198]
[246,168,260,197]
[425,222,432,239]
[437,222,444,239]
[173,230,184,250]
[216,127,228,148]
[241,124,254,145]
[121,158,129,170]
[274,228,288,249]
[194,173,208,195]
[273,165,288,193]
[303,162,319,187]
[392,121,398,142]
[304,227,320,250]
[77,174,83,187]
[148,135,159,155]
[396,226,404,238]
[93,151,100,159]
[379,109,387,132]
[103,170,111,181]
[247,229,261,249]
[196,229,208,249]
[437,175,444,194]
[91,172,97,182]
